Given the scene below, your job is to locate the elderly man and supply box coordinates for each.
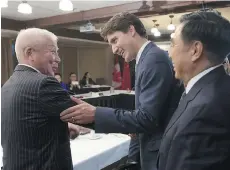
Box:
[157,10,230,170]
[1,28,89,170]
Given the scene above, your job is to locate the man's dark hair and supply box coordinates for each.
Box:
[69,72,76,76]
[180,10,230,64]
[55,73,61,77]
[100,12,147,40]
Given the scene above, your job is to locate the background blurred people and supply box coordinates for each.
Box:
[80,72,96,86]
[67,72,81,94]
[55,73,68,90]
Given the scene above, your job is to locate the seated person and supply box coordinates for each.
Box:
[54,73,67,90]
[81,72,96,86]
[67,72,81,94]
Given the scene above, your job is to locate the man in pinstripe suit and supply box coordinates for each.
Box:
[1,28,81,170]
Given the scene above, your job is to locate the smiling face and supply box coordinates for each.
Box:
[107,28,137,62]
[25,42,59,77]
[169,24,196,81]
[169,23,205,83]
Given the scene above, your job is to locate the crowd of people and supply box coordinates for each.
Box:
[1,9,230,170]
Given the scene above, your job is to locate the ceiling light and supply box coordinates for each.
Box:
[59,0,73,11]
[168,24,175,31]
[154,31,161,37]
[18,1,32,14]
[0,0,8,8]
[151,28,158,34]
[167,15,176,31]
[151,19,159,34]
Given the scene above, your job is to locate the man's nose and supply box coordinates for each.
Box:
[112,45,118,54]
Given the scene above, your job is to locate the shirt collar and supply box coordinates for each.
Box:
[136,41,151,65]
[186,64,222,94]
[18,64,41,73]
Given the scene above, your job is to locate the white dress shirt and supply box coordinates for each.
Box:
[135,41,151,71]
[186,64,222,94]
[18,64,41,73]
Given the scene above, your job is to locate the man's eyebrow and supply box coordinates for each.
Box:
[110,37,117,44]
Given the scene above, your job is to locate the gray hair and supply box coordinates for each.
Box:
[15,28,58,62]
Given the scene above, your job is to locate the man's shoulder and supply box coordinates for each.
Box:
[3,72,57,91]
[143,46,171,65]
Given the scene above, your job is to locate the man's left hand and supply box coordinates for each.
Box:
[60,96,96,124]
[68,123,80,139]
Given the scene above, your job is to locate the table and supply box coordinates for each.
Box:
[75,90,135,110]
[1,90,134,169]
[71,133,131,170]
[0,134,131,170]
[78,85,111,94]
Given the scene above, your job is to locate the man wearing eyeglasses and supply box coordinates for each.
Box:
[1,28,86,170]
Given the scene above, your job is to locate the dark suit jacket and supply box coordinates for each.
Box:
[80,78,96,86]
[94,43,183,170]
[158,66,230,170]
[1,65,77,170]
[67,83,81,94]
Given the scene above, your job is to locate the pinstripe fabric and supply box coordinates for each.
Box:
[1,65,76,170]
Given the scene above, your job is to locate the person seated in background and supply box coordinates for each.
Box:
[67,72,81,94]
[55,73,68,90]
[80,72,96,86]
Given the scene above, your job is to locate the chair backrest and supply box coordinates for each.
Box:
[96,78,105,85]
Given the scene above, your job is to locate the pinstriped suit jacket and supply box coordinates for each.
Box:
[1,65,76,170]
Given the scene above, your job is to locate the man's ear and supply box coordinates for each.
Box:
[24,47,33,60]
[129,25,136,37]
[191,41,203,62]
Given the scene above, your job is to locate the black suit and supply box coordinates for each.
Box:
[80,78,96,86]
[1,65,77,170]
[158,66,230,170]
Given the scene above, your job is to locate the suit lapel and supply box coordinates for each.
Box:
[164,66,226,135]
[164,87,201,135]
[135,42,155,76]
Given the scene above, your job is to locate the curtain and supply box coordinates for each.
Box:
[1,37,14,85]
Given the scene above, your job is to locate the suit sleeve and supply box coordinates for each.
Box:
[95,57,173,134]
[38,76,76,116]
[165,105,230,170]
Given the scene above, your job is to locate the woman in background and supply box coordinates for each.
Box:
[81,72,96,86]
[54,73,67,90]
[67,72,81,94]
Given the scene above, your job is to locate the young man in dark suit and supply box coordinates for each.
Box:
[1,28,82,170]
[158,10,230,170]
[60,12,183,170]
